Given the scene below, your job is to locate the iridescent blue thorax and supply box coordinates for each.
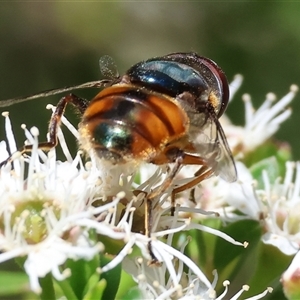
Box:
[127,60,208,97]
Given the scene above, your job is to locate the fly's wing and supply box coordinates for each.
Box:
[188,111,237,182]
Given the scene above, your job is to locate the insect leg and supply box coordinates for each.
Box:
[170,154,214,215]
[146,153,184,264]
[145,198,158,264]
[0,94,88,166]
[188,166,211,203]
[171,166,213,203]
[36,93,88,149]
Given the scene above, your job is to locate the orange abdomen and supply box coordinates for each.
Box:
[78,84,189,163]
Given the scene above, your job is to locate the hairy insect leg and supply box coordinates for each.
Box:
[36,93,88,150]
[0,94,88,167]
[146,155,184,264]
[145,198,158,264]
[171,155,214,216]
[144,152,214,264]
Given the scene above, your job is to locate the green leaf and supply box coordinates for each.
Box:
[249,243,292,299]
[83,278,107,300]
[213,220,262,291]
[99,253,122,300]
[121,287,144,299]
[97,233,125,256]
[0,271,29,296]
[244,140,291,171]
[186,219,222,271]
[39,273,56,300]
[55,276,79,300]
[115,270,136,299]
[250,156,280,188]
[64,253,100,300]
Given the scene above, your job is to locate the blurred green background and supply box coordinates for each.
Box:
[0,2,299,159]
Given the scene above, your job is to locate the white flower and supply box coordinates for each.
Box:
[219,160,300,255]
[222,161,263,220]
[1,73,282,299]
[260,161,300,255]
[228,74,244,103]
[0,113,103,294]
[223,84,298,157]
[0,111,244,297]
[77,167,246,299]
[121,234,270,300]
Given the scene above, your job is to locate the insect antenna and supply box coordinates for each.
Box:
[0,79,111,108]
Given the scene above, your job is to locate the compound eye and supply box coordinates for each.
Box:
[199,57,229,118]
[161,53,230,118]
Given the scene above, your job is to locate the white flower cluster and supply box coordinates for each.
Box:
[1,75,296,299]
[214,83,300,256]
